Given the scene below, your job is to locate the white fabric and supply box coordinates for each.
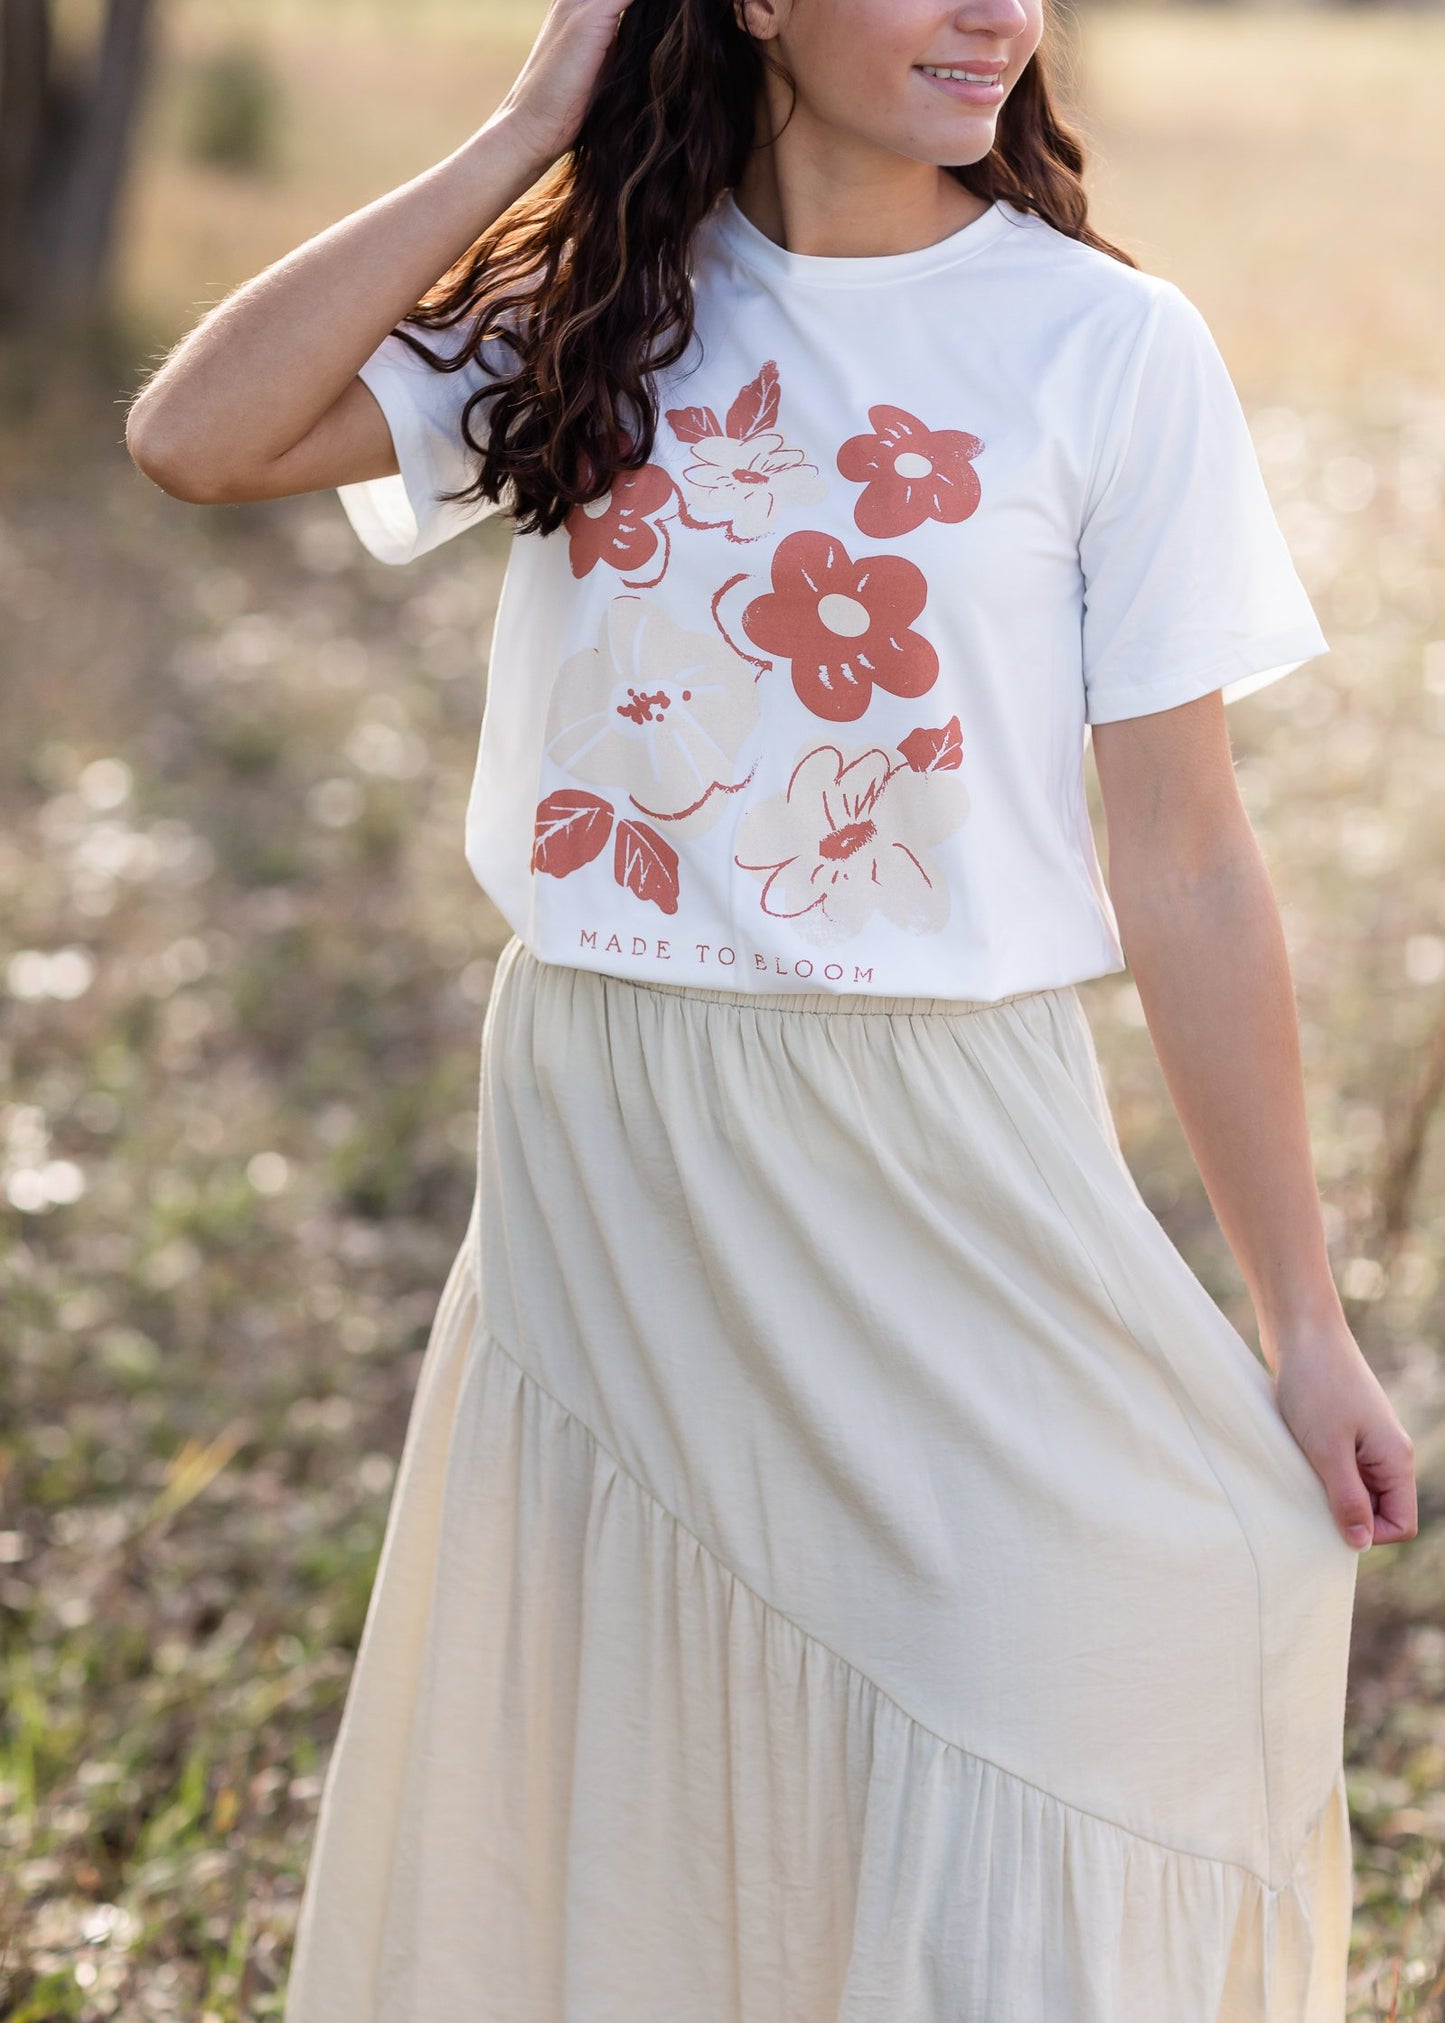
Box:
[337,190,1328,1000]
[282,939,1359,2023]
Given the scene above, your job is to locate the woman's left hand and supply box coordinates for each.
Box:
[1264,1317,1418,1552]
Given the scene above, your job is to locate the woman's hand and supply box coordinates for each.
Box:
[496,0,640,171]
[1265,1315,1418,1551]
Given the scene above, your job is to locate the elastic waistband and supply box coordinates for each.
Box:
[503,939,1066,1020]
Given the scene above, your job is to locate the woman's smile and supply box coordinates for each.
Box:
[913,62,1008,105]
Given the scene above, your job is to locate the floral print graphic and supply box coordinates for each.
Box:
[668,361,826,542]
[612,817,680,913]
[740,529,938,722]
[837,406,984,539]
[733,725,969,943]
[531,368,987,946]
[531,789,680,914]
[531,789,615,877]
[545,595,760,839]
[897,714,964,774]
[565,464,676,585]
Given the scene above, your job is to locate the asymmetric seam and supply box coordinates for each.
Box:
[468,1301,1340,1896]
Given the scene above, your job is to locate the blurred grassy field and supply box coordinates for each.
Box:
[3,3,1445,2016]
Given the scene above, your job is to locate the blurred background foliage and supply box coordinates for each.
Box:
[2,1,1445,2017]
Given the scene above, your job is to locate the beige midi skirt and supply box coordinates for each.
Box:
[281,934,1360,2023]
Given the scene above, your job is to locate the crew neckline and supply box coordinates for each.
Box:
[711,185,1014,287]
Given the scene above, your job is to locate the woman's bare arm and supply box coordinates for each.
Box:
[124,113,553,505]
[123,0,636,505]
[1091,691,1416,1551]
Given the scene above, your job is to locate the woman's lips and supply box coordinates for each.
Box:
[914,68,1007,106]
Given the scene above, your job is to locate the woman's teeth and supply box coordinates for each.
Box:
[919,66,1001,82]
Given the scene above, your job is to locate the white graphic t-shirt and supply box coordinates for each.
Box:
[336,187,1327,1000]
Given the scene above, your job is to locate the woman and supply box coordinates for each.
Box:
[126,0,1417,2015]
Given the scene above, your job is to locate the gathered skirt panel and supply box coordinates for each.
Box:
[282,936,1359,2023]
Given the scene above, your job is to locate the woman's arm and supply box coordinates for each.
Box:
[1092,690,1417,1552]
[123,0,633,505]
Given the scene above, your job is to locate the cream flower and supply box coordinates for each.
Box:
[734,740,970,943]
[545,595,761,838]
[679,432,828,541]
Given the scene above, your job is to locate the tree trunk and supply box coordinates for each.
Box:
[0,0,52,320]
[0,0,158,335]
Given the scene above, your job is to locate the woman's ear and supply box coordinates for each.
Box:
[734,0,783,44]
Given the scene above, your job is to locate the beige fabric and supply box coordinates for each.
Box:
[283,935,1359,2023]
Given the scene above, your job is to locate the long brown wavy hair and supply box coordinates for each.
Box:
[390,0,1136,540]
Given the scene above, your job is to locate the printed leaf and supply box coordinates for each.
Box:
[665,403,724,445]
[613,819,680,914]
[531,790,614,875]
[898,716,964,774]
[725,361,780,442]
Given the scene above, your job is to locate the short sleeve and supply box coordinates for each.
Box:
[1079,280,1329,725]
[336,313,507,566]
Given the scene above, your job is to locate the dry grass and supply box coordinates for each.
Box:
[1072,9,1445,396]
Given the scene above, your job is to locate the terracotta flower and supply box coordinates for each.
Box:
[733,740,970,943]
[545,595,760,837]
[565,464,676,582]
[740,529,938,721]
[836,406,984,538]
